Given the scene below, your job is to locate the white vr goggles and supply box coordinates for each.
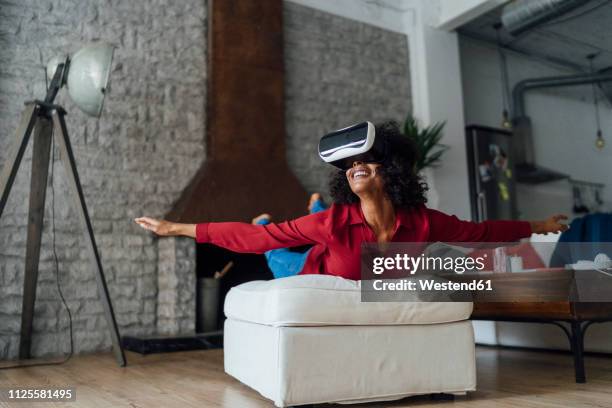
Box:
[318,121,387,170]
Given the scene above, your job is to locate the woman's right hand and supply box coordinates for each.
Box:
[135,217,178,236]
[135,217,197,238]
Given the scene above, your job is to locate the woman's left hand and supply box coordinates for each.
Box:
[530,214,569,235]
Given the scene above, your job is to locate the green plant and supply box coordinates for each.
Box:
[402,114,448,172]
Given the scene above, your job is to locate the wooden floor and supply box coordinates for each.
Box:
[1,346,611,407]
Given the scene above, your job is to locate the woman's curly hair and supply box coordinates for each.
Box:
[328,121,428,209]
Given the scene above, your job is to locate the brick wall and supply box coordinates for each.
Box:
[0,0,411,359]
[0,0,207,358]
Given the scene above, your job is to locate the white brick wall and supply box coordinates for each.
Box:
[0,0,207,358]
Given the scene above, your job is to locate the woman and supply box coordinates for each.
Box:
[135,122,568,280]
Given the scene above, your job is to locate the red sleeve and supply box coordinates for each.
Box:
[195,209,331,253]
[426,208,532,243]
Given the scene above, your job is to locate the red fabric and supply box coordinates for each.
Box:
[196,203,532,280]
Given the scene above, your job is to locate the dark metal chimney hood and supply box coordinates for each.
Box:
[512,71,612,183]
[166,0,308,223]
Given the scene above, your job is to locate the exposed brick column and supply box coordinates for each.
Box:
[156,237,196,335]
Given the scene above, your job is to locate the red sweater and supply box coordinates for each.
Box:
[195,203,532,280]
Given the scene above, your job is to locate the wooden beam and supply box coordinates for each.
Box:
[19,114,53,359]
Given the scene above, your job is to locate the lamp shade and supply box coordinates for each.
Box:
[66,42,115,117]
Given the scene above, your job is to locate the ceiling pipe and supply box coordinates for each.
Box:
[501,0,590,36]
[513,71,612,118]
[510,71,612,183]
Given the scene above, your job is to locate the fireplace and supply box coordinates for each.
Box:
[122,0,307,353]
[171,0,309,332]
[195,244,273,333]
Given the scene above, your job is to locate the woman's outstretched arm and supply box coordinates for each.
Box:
[134,209,332,254]
[427,209,568,243]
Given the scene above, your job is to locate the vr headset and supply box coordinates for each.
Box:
[318,121,387,169]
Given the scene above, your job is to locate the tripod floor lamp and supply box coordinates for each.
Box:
[0,42,125,366]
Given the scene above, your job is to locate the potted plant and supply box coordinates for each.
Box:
[402,114,448,172]
[402,114,448,208]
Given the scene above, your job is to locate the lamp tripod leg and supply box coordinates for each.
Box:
[0,103,39,217]
[51,109,126,367]
[18,113,54,359]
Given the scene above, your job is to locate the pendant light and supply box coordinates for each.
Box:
[587,53,605,150]
[495,23,512,129]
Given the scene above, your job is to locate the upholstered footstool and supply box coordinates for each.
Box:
[223,275,476,407]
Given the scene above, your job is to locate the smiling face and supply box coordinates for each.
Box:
[345,161,385,197]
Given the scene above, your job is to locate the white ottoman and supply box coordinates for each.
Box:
[223,275,476,407]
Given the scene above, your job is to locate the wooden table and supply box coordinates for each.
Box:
[447,269,612,383]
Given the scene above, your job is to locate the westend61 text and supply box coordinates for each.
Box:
[372,279,493,291]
